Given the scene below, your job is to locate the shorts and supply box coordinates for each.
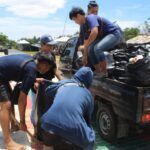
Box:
[42,131,83,150]
[0,81,12,102]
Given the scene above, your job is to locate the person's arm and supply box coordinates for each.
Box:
[19,69,36,130]
[18,91,27,131]
[84,27,98,51]
[82,27,98,65]
[54,68,64,80]
[81,15,99,65]
[78,27,98,52]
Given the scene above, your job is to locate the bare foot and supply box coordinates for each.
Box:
[5,139,25,150]
[31,140,43,150]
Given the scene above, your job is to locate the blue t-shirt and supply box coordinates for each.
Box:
[0,54,37,94]
[81,14,121,40]
[41,84,95,149]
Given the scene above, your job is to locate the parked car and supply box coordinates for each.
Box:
[0,47,8,56]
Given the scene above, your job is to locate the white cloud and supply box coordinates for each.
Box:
[0,17,78,40]
[117,21,140,29]
[0,0,66,18]
[0,17,140,40]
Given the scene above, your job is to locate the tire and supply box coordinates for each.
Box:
[96,104,117,142]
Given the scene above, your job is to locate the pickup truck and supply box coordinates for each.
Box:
[59,36,150,142]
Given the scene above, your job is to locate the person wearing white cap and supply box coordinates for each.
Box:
[40,34,57,53]
[33,34,63,81]
[30,35,63,141]
[88,0,99,15]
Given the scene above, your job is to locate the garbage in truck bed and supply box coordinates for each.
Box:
[109,44,150,86]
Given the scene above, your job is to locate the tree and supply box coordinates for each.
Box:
[0,33,9,45]
[143,18,150,34]
[0,33,17,48]
[123,27,140,40]
[8,40,17,49]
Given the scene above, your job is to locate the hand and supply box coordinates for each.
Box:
[34,82,39,91]
[20,122,27,131]
[78,45,85,52]
[36,78,45,84]
[82,55,88,66]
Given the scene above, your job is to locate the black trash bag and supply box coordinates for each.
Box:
[36,81,54,141]
[11,83,22,105]
[126,56,150,86]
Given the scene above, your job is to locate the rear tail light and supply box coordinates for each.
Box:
[142,114,150,123]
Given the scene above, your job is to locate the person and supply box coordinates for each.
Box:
[30,35,63,140]
[69,7,123,77]
[78,1,99,54]
[79,1,99,51]
[0,53,54,150]
[33,34,63,81]
[87,0,99,15]
[41,67,95,150]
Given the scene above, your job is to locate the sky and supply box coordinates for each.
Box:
[0,0,149,41]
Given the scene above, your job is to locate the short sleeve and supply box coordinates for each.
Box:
[20,70,36,94]
[86,15,99,29]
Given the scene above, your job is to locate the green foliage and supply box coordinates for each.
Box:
[0,32,9,45]
[7,40,17,49]
[143,18,150,34]
[0,32,17,48]
[123,27,140,40]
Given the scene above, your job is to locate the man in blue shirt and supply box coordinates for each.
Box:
[78,1,99,55]
[41,67,95,150]
[0,53,54,150]
[69,7,122,78]
[87,0,99,15]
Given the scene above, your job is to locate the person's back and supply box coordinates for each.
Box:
[41,67,95,150]
[0,54,36,82]
[82,14,120,40]
[0,53,54,150]
[42,85,94,141]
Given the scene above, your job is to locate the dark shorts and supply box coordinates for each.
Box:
[42,131,83,150]
[0,81,12,102]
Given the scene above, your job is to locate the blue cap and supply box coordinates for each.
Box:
[40,34,57,45]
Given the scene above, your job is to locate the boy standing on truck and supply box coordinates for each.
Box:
[78,1,99,54]
[69,7,122,78]
[87,0,99,15]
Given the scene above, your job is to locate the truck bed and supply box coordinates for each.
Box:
[91,77,150,124]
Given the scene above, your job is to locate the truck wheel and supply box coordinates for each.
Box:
[96,104,117,142]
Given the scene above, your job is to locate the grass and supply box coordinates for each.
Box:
[23,51,37,55]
